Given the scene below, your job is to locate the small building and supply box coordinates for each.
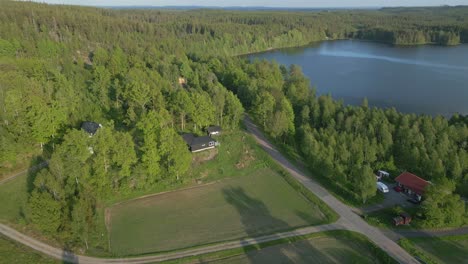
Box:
[182,133,217,153]
[81,121,102,136]
[395,172,430,202]
[376,170,390,181]
[178,77,187,86]
[393,213,412,226]
[207,126,222,136]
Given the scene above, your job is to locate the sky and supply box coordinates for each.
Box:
[27,0,468,8]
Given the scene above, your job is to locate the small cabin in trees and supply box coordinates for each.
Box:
[376,170,390,181]
[395,172,430,202]
[178,77,187,87]
[81,121,102,136]
[207,126,222,136]
[182,133,217,152]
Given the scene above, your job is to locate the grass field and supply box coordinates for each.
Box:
[108,169,329,256]
[0,174,29,223]
[0,235,57,264]
[165,230,395,264]
[211,235,381,264]
[400,235,468,264]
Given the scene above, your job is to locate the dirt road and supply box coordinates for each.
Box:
[243,116,419,264]
[0,117,420,263]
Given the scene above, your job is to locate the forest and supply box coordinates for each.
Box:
[219,59,467,227]
[0,1,467,249]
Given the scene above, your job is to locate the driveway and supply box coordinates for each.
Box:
[362,182,417,214]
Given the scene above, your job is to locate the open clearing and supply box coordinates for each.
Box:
[108,169,328,255]
[409,235,468,264]
[0,174,29,222]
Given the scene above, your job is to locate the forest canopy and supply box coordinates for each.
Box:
[0,1,467,248]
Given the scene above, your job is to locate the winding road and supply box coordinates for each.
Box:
[0,117,422,263]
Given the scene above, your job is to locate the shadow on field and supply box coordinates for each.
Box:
[221,187,332,263]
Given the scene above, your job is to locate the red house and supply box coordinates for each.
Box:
[395,172,430,201]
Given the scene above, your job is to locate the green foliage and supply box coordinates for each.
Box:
[0,38,20,57]
[421,178,466,228]
[220,57,467,206]
[398,238,439,264]
[27,190,63,235]
[351,165,377,204]
[1,0,467,251]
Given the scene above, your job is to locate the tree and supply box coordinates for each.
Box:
[136,111,165,183]
[169,89,195,130]
[71,191,95,249]
[351,165,376,204]
[108,46,128,76]
[28,190,63,235]
[252,91,275,129]
[190,92,215,130]
[421,178,465,227]
[223,91,244,128]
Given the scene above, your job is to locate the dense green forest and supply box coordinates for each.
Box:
[0,1,467,251]
[219,59,467,227]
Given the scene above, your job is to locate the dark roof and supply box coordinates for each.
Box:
[207,126,222,133]
[191,136,215,146]
[181,134,216,150]
[182,133,195,145]
[81,121,101,135]
[395,172,429,195]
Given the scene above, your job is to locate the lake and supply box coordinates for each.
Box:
[249,40,468,116]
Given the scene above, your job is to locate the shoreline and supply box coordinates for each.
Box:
[236,38,468,57]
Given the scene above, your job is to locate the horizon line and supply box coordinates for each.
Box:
[26,2,467,9]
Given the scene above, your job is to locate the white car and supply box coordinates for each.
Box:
[377,182,389,193]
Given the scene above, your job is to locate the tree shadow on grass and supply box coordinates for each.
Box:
[25,155,47,194]
[220,186,333,263]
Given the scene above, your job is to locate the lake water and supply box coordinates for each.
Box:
[249,40,468,116]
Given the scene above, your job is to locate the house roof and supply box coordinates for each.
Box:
[81,121,101,135]
[182,134,216,148]
[182,133,195,145]
[207,126,222,133]
[395,172,429,195]
[191,136,215,146]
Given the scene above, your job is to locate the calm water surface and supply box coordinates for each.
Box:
[249,40,468,116]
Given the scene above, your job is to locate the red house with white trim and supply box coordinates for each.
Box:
[395,172,430,201]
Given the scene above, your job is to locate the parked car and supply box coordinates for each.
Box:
[377,182,389,193]
[394,186,402,192]
[407,199,421,205]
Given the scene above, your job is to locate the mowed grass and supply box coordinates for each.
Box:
[108,169,328,256]
[210,235,381,264]
[167,231,393,264]
[0,235,57,264]
[405,235,468,264]
[0,174,29,223]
